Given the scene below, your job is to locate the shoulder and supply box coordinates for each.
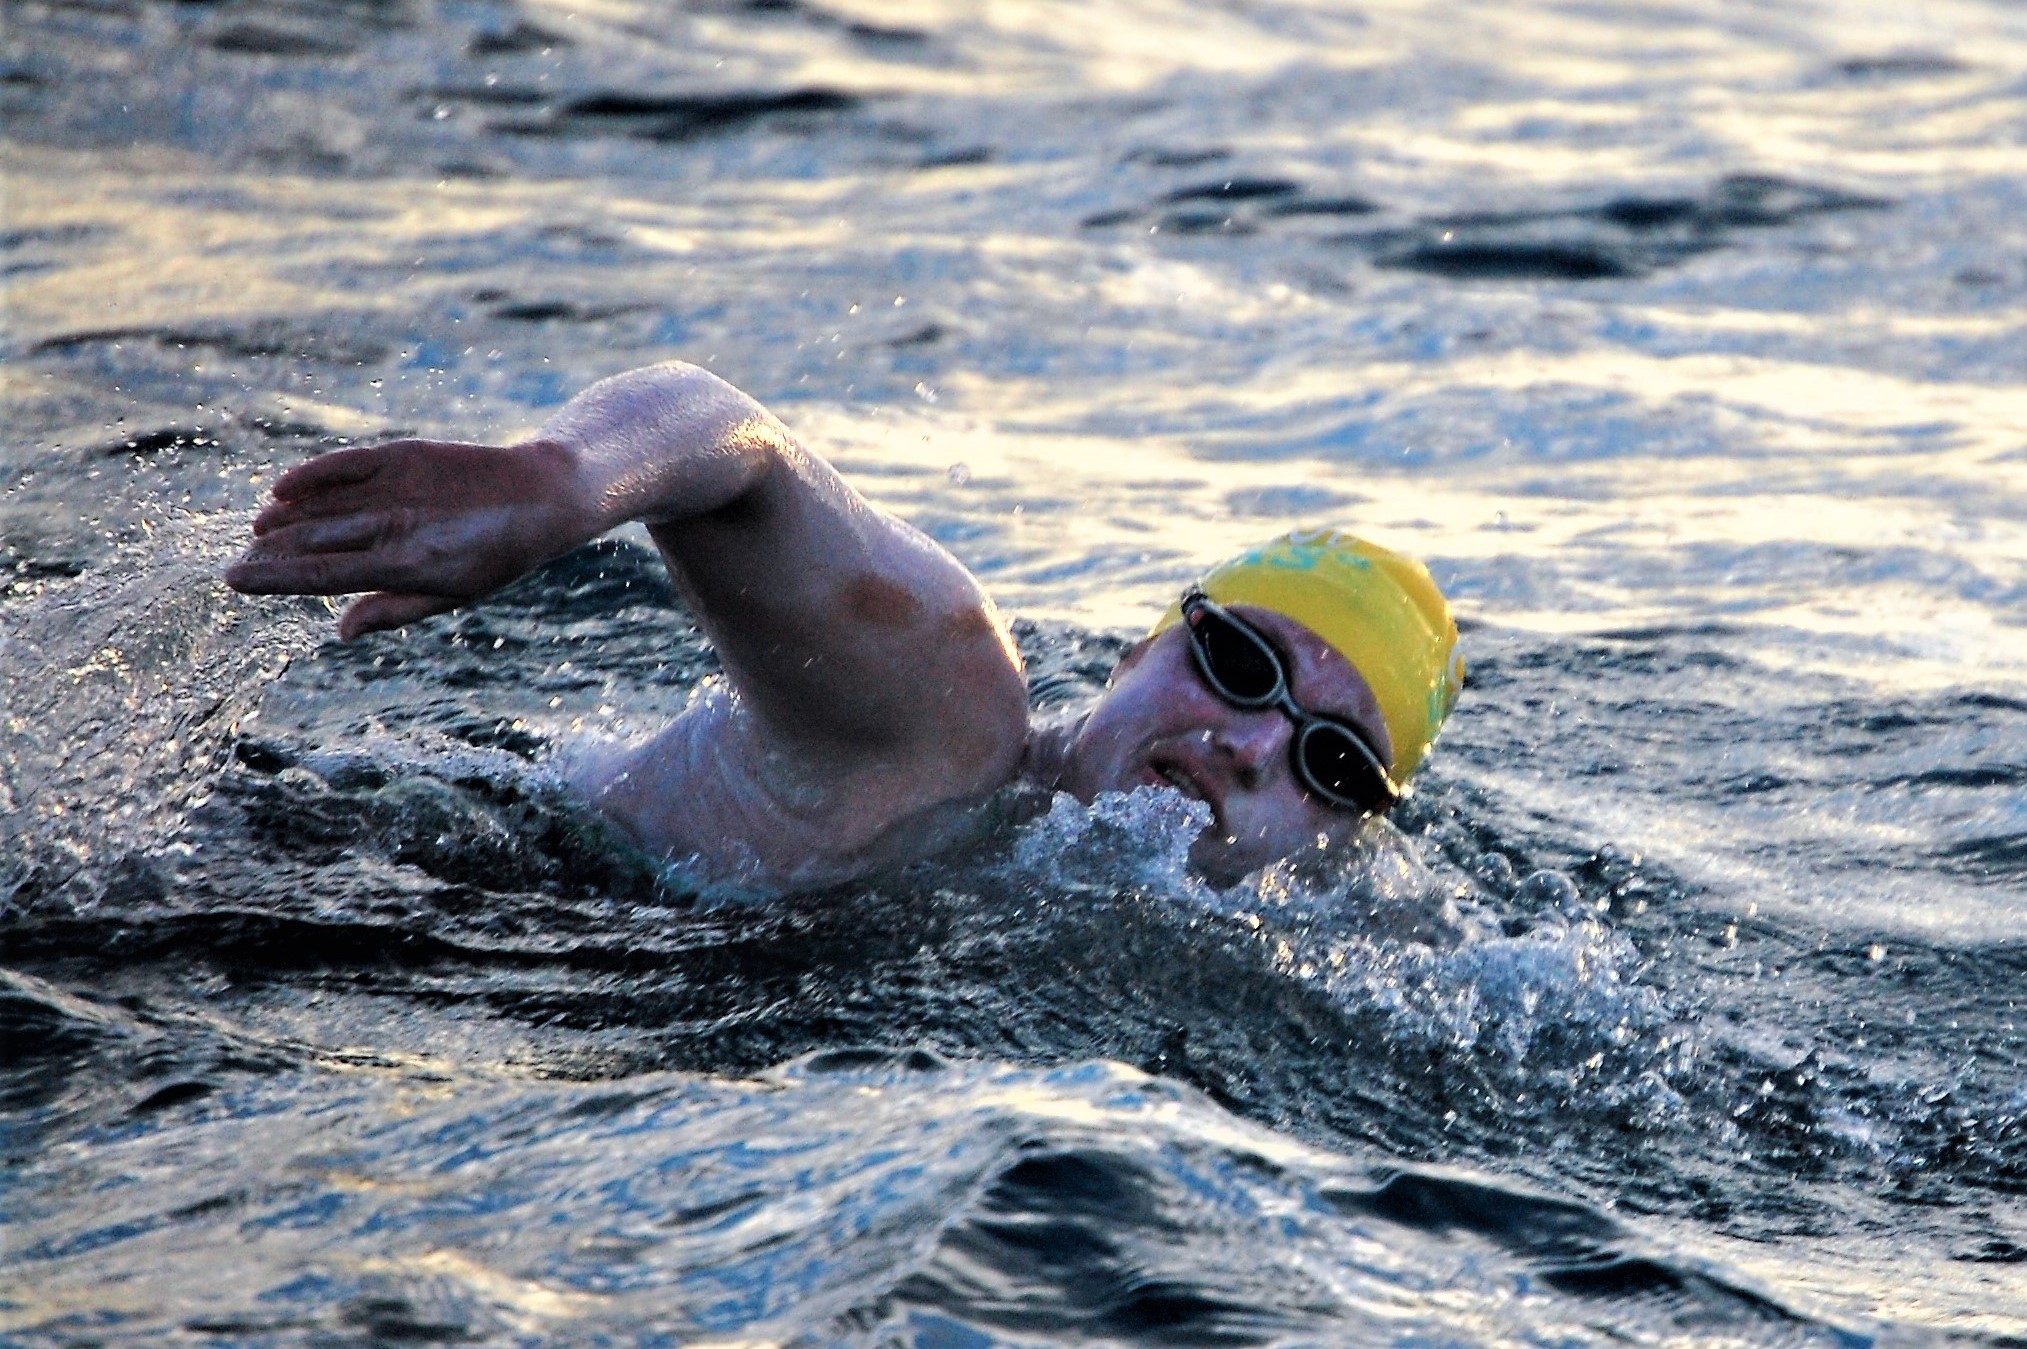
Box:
[578,680,1032,891]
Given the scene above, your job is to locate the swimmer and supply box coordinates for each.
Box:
[226,362,1460,889]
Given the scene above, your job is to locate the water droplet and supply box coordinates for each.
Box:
[1516,869,1580,911]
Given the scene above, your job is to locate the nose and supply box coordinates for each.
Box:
[1210,711,1288,787]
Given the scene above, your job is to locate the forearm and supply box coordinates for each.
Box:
[535,362,783,534]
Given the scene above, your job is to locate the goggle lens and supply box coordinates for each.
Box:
[1297,722,1382,807]
[1188,604,1282,704]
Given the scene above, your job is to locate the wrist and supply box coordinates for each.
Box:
[533,362,779,528]
[508,436,609,558]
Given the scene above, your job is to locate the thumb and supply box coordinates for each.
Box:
[338,591,461,640]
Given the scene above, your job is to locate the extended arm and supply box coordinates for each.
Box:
[227,362,1030,882]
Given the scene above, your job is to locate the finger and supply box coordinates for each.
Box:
[253,480,383,535]
[270,444,389,502]
[339,591,460,640]
[226,550,370,595]
[226,540,412,596]
[243,511,387,559]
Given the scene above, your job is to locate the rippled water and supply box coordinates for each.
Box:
[5,0,2027,1343]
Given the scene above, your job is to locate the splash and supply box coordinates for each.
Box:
[1007,784,1216,898]
[1002,788,1691,1127]
[1,512,319,916]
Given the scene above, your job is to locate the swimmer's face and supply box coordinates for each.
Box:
[1056,605,1394,883]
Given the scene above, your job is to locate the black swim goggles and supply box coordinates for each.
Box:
[1180,588,1400,816]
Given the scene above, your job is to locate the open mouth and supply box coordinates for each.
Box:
[1142,758,1217,820]
[1142,756,1235,844]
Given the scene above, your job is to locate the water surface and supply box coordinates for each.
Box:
[4,0,2026,1343]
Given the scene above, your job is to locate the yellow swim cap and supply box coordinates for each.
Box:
[1151,529,1462,786]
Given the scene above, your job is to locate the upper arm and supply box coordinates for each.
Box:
[608,390,1027,827]
[525,362,1031,877]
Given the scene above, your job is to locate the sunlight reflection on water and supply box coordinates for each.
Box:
[7,0,2027,1340]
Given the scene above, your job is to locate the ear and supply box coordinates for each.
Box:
[1107,634,1158,685]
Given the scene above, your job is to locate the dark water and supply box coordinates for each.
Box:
[5,0,2027,1343]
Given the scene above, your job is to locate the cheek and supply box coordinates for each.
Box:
[1087,666,1191,748]
[1061,691,1159,796]
[1187,808,1314,883]
[1234,786,1339,851]
[1190,776,1358,878]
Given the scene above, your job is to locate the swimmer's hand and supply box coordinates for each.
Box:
[225,438,594,640]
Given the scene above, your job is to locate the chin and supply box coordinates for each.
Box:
[1186,831,1270,887]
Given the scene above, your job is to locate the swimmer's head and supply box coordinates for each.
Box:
[1149,528,1462,788]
